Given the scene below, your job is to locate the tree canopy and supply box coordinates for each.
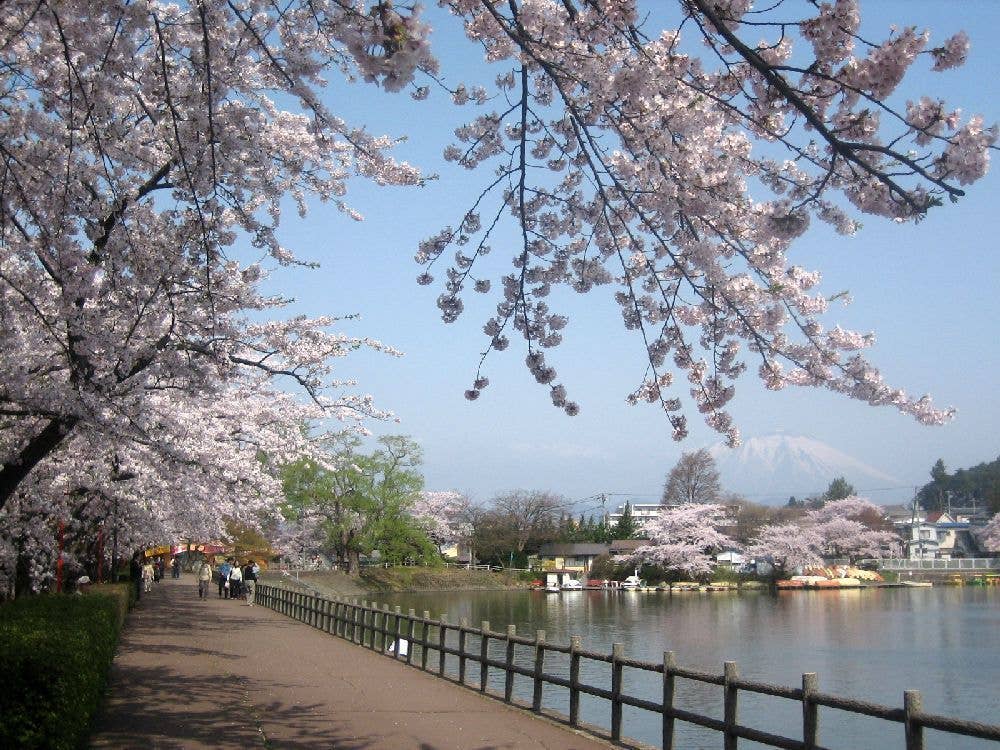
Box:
[661,449,722,505]
[279,436,435,574]
[1,0,994,593]
[917,456,1000,513]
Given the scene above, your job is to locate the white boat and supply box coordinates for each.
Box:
[561,578,584,591]
[902,580,933,587]
[620,574,643,589]
[543,584,562,593]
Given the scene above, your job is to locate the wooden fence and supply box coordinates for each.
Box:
[255,584,1000,749]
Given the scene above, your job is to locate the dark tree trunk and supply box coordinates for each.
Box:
[14,553,33,598]
[0,417,77,511]
[347,549,360,576]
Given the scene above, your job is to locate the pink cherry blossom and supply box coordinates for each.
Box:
[631,503,736,577]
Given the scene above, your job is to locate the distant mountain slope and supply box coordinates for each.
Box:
[708,433,902,504]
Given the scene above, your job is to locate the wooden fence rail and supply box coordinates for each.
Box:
[256,584,1000,749]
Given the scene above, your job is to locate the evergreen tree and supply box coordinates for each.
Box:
[613,503,638,539]
[823,477,855,503]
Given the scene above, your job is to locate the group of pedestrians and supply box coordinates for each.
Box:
[195,556,259,605]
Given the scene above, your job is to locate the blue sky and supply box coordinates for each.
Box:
[259,1,1000,510]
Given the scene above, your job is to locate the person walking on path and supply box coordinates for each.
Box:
[196,559,213,599]
[242,560,258,606]
[141,558,155,593]
[218,557,233,598]
[171,556,181,579]
[129,552,143,601]
[228,560,243,600]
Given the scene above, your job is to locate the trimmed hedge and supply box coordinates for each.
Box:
[0,584,131,749]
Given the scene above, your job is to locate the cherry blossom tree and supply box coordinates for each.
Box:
[419,0,995,443]
[1,384,335,593]
[975,513,1000,554]
[808,496,899,560]
[410,490,474,554]
[631,502,735,577]
[746,495,899,574]
[746,523,822,576]
[1,0,414,587]
[0,0,418,513]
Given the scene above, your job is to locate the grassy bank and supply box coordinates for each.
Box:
[0,584,131,750]
[263,567,529,597]
[360,567,528,593]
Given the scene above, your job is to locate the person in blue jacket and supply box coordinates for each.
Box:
[218,557,233,598]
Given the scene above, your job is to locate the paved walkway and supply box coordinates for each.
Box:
[91,576,612,749]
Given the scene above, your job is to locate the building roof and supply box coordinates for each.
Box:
[609,539,649,553]
[884,504,918,520]
[925,511,955,524]
[537,543,611,556]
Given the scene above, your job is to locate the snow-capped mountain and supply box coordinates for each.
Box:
[708,433,902,504]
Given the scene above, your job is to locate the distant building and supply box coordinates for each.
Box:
[899,511,978,559]
[534,543,611,575]
[608,539,648,557]
[715,551,746,569]
[440,542,473,565]
[607,502,667,528]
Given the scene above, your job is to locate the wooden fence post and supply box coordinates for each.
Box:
[459,618,468,684]
[421,611,431,670]
[570,636,582,727]
[406,609,416,665]
[480,621,490,693]
[381,604,391,651]
[724,661,739,750]
[439,614,448,676]
[802,672,819,750]
[532,630,546,712]
[663,651,676,750]
[904,690,924,750]
[611,643,624,741]
[394,606,403,659]
[504,624,517,703]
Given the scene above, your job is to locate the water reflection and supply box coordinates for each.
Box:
[378,588,999,750]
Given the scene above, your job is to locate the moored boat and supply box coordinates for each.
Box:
[671,581,700,591]
[776,579,805,589]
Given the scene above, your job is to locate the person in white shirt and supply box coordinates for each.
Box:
[197,560,213,599]
[228,560,244,600]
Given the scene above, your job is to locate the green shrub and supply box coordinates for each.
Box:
[0,585,130,750]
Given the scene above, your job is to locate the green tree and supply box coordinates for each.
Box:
[613,502,638,539]
[280,436,435,574]
[823,477,855,503]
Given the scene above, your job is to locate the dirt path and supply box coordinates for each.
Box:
[91,577,613,749]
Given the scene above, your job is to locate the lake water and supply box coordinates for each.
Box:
[373,587,999,749]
